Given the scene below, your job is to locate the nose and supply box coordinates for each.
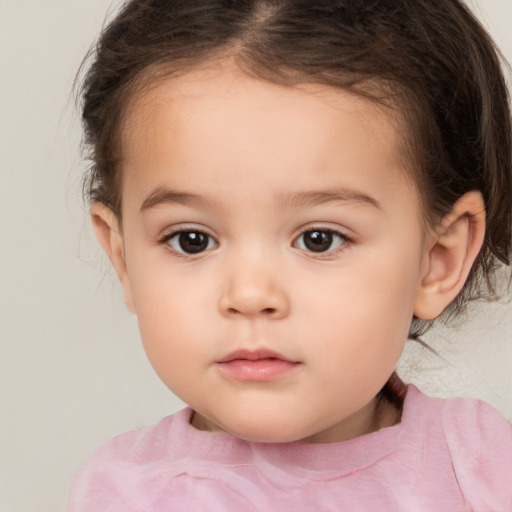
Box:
[218,259,290,320]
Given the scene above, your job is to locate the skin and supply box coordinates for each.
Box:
[93,62,485,444]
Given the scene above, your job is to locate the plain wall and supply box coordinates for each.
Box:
[1,1,511,511]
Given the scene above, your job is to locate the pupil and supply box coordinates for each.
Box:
[304,230,332,252]
[179,232,208,253]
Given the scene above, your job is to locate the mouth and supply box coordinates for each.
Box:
[215,349,301,382]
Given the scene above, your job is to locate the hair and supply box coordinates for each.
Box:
[77,0,512,337]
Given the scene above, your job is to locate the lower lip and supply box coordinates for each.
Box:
[216,358,301,381]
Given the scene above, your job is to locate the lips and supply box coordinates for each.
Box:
[215,349,301,381]
[216,348,295,363]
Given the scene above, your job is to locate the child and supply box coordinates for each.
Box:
[68,0,512,510]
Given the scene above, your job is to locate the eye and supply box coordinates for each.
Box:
[294,229,347,253]
[166,230,217,254]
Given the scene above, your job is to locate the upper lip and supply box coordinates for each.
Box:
[216,349,297,363]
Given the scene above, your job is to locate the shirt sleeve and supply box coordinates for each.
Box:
[443,396,512,512]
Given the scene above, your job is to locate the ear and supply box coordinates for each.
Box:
[90,202,135,313]
[414,191,486,320]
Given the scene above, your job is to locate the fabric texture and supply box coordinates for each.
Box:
[67,384,512,512]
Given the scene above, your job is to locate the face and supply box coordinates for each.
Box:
[112,63,430,444]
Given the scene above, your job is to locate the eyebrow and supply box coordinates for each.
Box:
[140,187,210,212]
[282,189,383,211]
[140,186,382,212]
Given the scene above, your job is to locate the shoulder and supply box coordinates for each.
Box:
[440,393,512,464]
[66,408,192,512]
[442,395,512,498]
[407,386,512,509]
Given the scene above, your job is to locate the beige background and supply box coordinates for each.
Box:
[1,1,511,511]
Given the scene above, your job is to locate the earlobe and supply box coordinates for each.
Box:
[414,191,486,320]
[90,202,136,313]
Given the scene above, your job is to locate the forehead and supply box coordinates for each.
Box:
[119,62,417,215]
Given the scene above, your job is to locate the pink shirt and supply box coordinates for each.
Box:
[67,385,512,511]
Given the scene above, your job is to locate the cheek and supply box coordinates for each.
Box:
[127,262,188,350]
[303,244,421,361]
[135,297,206,397]
[126,253,222,384]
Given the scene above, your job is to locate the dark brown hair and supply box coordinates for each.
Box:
[78,0,512,335]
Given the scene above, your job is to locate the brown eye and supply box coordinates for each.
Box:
[294,229,346,253]
[168,231,217,254]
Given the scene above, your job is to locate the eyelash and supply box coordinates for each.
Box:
[293,228,350,255]
[158,226,351,257]
[159,228,218,257]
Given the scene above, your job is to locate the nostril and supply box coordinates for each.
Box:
[219,288,289,319]
[227,307,277,315]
